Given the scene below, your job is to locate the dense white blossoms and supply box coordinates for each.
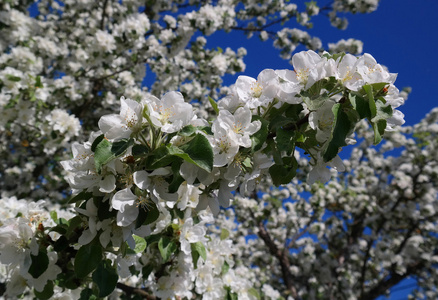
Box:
[4,0,428,299]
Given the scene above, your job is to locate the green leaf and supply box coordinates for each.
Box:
[371,99,393,123]
[68,191,93,204]
[222,260,230,275]
[133,235,147,253]
[208,96,219,115]
[248,288,261,300]
[135,201,160,228]
[97,197,117,221]
[74,240,102,278]
[349,93,371,120]
[302,94,329,111]
[53,236,69,252]
[158,236,177,262]
[220,228,230,241]
[191,241,207,260]
[132,144,149,156]
[50,211,57,223]
[111,138,134,156]
[179,125,197,136]
[268,115,291,131]
[92,260,118,297]
[79,288,97,300]
[66,215,83,239]
[363,84,377,119]
[147,145,176,169]
[323,104,356,162]
[276,128,296,155]
[6,74,21,82]
[251,115,269,152]
[178,134,213,172]
[269,157,298,186]
[28,251,49,278]
[168,160,185,193]
[284,104,304,121]
[34,280,54,300]
[91,134,105,152]
[94,138,114,174]
[142,264,154,278]
[35,76,43,88]
[372,119,387,145]
[145,234,161,246]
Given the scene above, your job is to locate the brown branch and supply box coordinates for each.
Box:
[287,214,316,249]
[116,282,157,299]
[100,0,109,30]
[231,12,296,33]
[256,220,298,299]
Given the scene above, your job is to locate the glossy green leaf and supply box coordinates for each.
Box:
[79,288,97,300]
[179,124,197,136]
[269,156,297,186]
[68,191,93,204]
[220,228,230,241]
[111,138,134,156]
[191,241,207,261]
[251,115,269,152]
[349,93,371,120]
[92,260,118,297]
[190,241,207,269]
[323,104,354,162]
[178,134,213,172]
[28,251,49,278]
[132,235,147,253]
[276,128,296,155]
[33,280,54,300]
[208,96,219,114]
[94,138,114,174]
[91,134,105,152]
[158,236,177,262]
[74,240,102,278]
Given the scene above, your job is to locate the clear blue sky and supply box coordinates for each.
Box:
[212,0,438,127]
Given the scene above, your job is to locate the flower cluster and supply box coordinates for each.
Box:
[1,1,422,298]
[21,49,399,298]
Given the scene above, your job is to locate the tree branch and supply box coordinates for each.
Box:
[256,219,298,299]
[116,282,157,299]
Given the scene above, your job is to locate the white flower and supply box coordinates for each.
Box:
[215,106,261,148]
[179,218,207,255]
[235,69,279,109]
[98,96,143,140]
[308,100,336,143]
[307,153,345,185]
[111,188,140,227]
[275,69,303,104]
[144,91,194,133]
[336,53,364,91]
[355,53,397,85]
[291,50,323,88]
[177,183,201,211]
[209,124,239,167]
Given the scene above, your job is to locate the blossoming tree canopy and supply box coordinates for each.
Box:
[1,46,407,298]
[5,0,437,299]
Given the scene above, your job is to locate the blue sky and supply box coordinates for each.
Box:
[212,0,438,127]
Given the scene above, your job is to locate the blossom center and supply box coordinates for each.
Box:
[250,81,263,98]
